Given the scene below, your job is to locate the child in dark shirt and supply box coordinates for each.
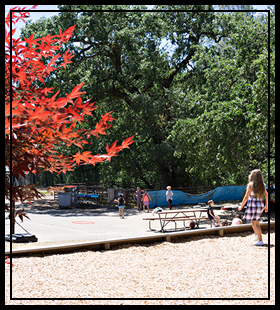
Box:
[207,200,221,227]
[114,194,125,219]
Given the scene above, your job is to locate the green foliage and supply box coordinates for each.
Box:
[21,6,274,188]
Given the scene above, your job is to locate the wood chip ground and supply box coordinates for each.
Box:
[5,230,274,305]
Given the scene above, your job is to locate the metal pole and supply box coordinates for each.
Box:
[11,200,15,235]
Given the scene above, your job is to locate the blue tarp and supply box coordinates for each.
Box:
[147,185,246,209]
[77,194,99,198]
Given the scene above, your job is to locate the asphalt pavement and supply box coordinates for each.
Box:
[5,195,240,245]
[5,202,158,243]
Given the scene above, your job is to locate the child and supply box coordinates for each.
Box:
[114,194,125,219]
[238,169,268,246]
[207,200,221,227]
[142,189,151,212]
[166,186,173,210]
[231,215,243,226]
[135,187,142,210]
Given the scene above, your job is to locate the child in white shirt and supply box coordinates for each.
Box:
[166,186,173,210]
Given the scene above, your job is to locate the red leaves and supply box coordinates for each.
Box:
[5,28,16,45]
[101,111,115,123]
[5,6,38,28]
[86,111,115,138]
[72,151,93,165]
[61,49,74,70]
[5,7,135,215]
[15,208,30,222]
[66,83,86,101]
[23,33,40,47]
[7,184,44,206]
[5,256,13,269]
[105,135,135,158]
[121,135,136,149]
[106,140,119,155]
[72,136,135,167]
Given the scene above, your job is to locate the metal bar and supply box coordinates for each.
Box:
[15,221,31,234]
[158,214,164,232]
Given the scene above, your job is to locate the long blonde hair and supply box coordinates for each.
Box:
[248,169,266,199]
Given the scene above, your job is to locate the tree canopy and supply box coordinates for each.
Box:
[20,5,274,188]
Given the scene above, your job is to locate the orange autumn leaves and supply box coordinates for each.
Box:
[5,6,135,205]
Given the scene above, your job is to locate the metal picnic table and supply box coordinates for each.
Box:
[143,208,209,232]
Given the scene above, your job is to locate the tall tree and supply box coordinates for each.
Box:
[20,5,274,187]
[20,5,222,188]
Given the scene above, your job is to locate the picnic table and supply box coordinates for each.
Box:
[143,208,209,232]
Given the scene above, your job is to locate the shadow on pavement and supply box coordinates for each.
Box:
[17,197,141,217]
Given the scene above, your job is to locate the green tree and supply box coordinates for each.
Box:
[21,5,274,187]
[170,9,273,184]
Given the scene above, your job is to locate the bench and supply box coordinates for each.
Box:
[143,217,161,231]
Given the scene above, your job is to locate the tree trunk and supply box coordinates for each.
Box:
[135,162,153,189]
[160,164,177,189]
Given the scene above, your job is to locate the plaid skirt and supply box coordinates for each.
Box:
[243,195,264,222]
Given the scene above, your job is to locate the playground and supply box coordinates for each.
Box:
[5,191,275,305]
[5,187,274,251]
[5,5,275,305]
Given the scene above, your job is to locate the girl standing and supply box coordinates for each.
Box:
[238,169,268,246]
[114,194,125,219]
[135,187,142,210]
[142,190,151,212]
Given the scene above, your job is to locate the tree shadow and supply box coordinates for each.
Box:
[17,198,141,217]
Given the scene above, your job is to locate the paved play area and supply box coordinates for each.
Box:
[5,193,271,249]
[5,203,157,244]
